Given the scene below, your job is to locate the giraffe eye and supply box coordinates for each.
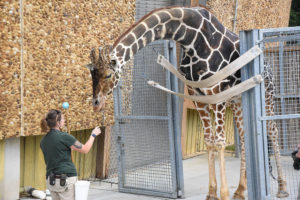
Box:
[105,74,112,79]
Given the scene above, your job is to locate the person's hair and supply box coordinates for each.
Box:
[40,109,62,132]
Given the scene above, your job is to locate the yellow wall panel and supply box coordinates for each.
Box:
[185,108,234,158]
[0,140,5,181]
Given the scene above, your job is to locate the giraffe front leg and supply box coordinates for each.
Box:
[194,102,219,200]
[213,103,229,200]
[217,145,230,200]
[206,145,219,200]
[268,121,289,198]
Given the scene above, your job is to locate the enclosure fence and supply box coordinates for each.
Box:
[241,27,300,200]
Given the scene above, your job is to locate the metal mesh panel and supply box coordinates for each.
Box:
[101,125,119,184]
[135,0,171,20]
[264,37,300,116]
[121,119,174,193]
[263,30,300,199]
[116,41,177,198]
[120,43,169,116]
[268,119,300,199]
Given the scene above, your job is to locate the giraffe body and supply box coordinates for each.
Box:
[86,6,288,199]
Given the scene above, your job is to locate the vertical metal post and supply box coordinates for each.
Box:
[165,41,178,199]
[114,86,124,190]
[258,30,271,196]
[240,29,269,200]
[279,42,288,154]
[169,41,185,198]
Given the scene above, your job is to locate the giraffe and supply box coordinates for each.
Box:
[85,6,288,200]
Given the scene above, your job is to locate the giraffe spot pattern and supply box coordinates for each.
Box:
[230,51,239,62]
[157,11,171,23]
[187,48,194,56]
[174,25,186,41]
[201,19,216,42]
[183,9,202,29]
[192,60,207,79]
[180,28,197,46]
[211,15,225,34]
[219,37,235,61]
[208,51,223,72]
[143,30,153,45]
[124,48,130,62]
[209,32,223,49]
[116,47,125,58]
[154,24,163,40]
[137,39,144,49]
[200,71,213,80]
[132,43,138,55]
[144,15,159,29]
[194,32,211,59]
[181,55,190,65]
[132,24,146,39]
[165,20,181,39]
[169,8,182,18]
[198,8,210,20]
[225,29,239,42]
[122,34,135,46]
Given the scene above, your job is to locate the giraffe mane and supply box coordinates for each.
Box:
[112,5,211,49]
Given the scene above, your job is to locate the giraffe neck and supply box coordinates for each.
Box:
[111,6,240,82]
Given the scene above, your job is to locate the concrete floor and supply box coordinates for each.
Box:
[88,153,244,200]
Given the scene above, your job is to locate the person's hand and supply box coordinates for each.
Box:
[92,126,101,136]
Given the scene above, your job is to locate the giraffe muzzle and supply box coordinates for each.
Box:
[92,97,106,111]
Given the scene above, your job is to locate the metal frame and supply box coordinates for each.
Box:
[240,29,269,200]
[240,26,300,200]
[113,40,184,199]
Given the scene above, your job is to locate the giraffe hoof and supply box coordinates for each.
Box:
[276,190,289,198]
[232,192,245,200]
[205,195,220,200]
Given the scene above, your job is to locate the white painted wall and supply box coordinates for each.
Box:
[0,137,20,200]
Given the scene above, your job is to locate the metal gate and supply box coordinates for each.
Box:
[241,27,300,200]
[113,40,183,198]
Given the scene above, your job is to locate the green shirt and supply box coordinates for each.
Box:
[40,129,77,177]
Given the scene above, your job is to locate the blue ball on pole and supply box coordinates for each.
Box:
[62,102,69,109]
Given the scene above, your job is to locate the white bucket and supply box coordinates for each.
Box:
[75,180,90,200]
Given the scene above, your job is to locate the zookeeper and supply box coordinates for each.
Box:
[40,109,101,200]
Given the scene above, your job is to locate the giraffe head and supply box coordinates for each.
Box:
[85,46,120,111]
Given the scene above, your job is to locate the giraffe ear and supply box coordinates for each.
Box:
[90,48,98,66]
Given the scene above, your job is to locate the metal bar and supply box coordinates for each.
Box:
[274,94,300,98]
[258,35,300,43]
[279,41,288,153]
[119,187,176,199]
[116,115,170,120]
[114,87,124,191]
[259,26,300,35]
[169,40,185,198]
[259,29,271,197]
[259,114,300,121]
[240,30,255,200]
[165,40,178,199]
[240,29,268,200]
[258,29,272,197]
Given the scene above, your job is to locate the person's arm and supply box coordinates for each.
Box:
[71,127,101,154]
